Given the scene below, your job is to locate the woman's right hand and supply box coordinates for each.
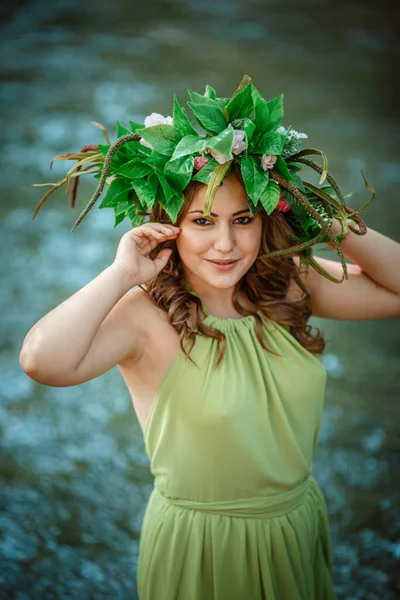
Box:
[112,222,180,285]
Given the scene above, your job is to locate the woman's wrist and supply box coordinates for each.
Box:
[329,217,355,241]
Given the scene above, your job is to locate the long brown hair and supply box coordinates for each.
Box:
[145,162,325,363]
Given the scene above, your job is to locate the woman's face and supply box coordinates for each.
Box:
[176,173,263,292]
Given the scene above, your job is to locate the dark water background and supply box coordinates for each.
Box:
[1,0,399,598]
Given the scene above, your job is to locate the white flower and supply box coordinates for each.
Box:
[140,112,173,149]
[143,112,173,127]
[278,125,308,140]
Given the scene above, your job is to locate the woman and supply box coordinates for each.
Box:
[20,76,400,599]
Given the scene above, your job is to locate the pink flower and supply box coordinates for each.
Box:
[276,194,291,212]
[209,149,232,164]
[106,175,116,184]
[208,129,246,164]
[139,112,173,149]
[139,138,153,149]
[231,129,246,155]
[194,156,209,170]
[261,154,277,170]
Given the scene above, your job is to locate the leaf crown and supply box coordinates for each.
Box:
[33,74,376,282]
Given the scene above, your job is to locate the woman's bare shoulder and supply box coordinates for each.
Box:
[124,285,171,333]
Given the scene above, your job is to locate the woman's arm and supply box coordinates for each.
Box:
[19,223,178,387]
[303,219,400,320]
[19,265,145,386]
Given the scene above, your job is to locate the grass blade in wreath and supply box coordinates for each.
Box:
[257,230,326,260]
[90,120,111,144]
[203,161,233,216]
[50,151,100,166]
[270,170,348,279]
[65,153,103,193]
[71,132,141,231]
[306,255,344,283]
[32,168,102,220]
[347,171,376,216]
[293,157,348,208]
[302,181,348,222]
[289,148,329,185]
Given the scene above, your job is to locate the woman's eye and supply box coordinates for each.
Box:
[192,216,253,226]
[193,218,213,226]
[235,216,252,225]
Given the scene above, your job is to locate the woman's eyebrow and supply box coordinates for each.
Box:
[187,209,251,217]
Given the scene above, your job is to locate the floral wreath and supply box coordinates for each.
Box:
[33,74,375,283]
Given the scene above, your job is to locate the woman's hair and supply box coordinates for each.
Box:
[145,162,325,363]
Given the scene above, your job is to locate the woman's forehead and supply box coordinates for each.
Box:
[188,174,249,214]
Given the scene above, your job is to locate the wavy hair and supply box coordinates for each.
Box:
[145,162,325,363]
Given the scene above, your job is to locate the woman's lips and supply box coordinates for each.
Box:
[206,259,240,271]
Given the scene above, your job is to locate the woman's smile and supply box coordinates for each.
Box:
[205,259,240,271]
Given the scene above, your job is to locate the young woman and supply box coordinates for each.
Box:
[20,77,400,599]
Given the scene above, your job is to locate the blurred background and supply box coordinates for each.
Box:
[0,0,399,598]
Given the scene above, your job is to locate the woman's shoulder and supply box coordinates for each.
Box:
[126,284,182,340]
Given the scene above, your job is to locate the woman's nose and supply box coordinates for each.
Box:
[213,224,235,253]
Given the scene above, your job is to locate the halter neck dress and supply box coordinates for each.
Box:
[137,308,335,600]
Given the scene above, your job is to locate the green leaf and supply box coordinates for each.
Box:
[251,88,284,149]
[187,89,207,103]
[259,180,281,215]
[291,171,306,192]
[251,85,269,134]
[240,156,269,205]
[114,209,127,228]
[226,82,253,121]
[121,140,152,156]
[128,120,145,132]
[274,156,295,182]
[250,130,286,155]
[99,178,132,209]
[187,99,228,134]
[173,95,198,137]
[164,155,195,192]
[265,94,284,131]
[98,143,145,171]
[192,158,219,183]
[131,172,159,209]
[126,203,144,228]
[215,97,230,109]
[142,150,169,170]
[247,196,260,216]
[113,200,143,228]
[116,159,153,179]
[287,162,303,172]
[135,124,182,156]
[98,143,110,158]
[243,120,256,151]
[171,135,208,160]
[204,85,217,99]
[158,187,185,222]
[156,169,178,201]
[206,125,235,158]
[116,121,131,137]
[281,188,308,217]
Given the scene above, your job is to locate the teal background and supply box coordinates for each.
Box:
[0,1,399,598]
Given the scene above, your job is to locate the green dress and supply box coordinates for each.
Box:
[137,308,335,600]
